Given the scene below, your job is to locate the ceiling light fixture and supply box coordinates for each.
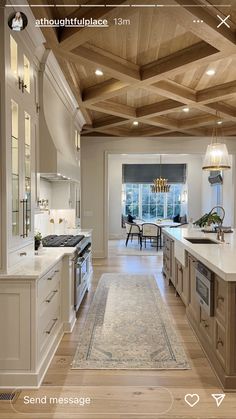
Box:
[217,120,223,125]
[151,155,171,193]
[183,107,190,113]
[206,69,216,76]
[202,112,231,171]
[95,69,103,76]
[133,121,139,126]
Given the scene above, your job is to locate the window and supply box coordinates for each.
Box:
[122,183,185,221]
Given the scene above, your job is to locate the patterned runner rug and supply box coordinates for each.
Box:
[72,273,190,369]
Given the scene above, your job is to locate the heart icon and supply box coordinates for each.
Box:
[184,393,200,407]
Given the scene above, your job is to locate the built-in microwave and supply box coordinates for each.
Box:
[195,261,214,316]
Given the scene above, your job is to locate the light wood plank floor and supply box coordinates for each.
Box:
[1,249,236,418]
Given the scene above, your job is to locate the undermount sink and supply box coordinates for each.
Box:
[184,237,218,244]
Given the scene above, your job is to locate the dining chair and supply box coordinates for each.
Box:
[125,222,142,249]
[141,223,161,251]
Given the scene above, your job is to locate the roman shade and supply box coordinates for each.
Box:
[122,164,186,184]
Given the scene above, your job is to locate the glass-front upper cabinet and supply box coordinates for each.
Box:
[8,34,35,110]
[7,29,37,248]
[24,112,31,236]
[11,100,19,237]
[10,99,34,245]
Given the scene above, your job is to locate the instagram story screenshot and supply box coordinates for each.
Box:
[1,0,236,418]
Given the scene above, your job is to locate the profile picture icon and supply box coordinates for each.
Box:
[8,11,28,32]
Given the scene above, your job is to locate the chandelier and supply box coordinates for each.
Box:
[151,155,171,193]
[202,113,231,171]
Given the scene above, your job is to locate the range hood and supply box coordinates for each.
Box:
[39,50,85,182]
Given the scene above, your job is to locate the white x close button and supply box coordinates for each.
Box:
[217,14,230,28]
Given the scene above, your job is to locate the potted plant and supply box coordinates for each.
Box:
[34,231,42,251]
[194,206,225,229]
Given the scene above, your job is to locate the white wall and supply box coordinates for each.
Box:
[108,154,203,239]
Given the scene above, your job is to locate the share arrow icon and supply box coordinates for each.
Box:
[211,394,225,407]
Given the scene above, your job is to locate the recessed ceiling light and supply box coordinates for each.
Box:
[206,69,216,76]
[95,69,103,76]
[133,121,139,126]
[182,107,190,113]
[217,120,223,125]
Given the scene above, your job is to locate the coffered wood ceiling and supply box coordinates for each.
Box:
[31,0,236,137]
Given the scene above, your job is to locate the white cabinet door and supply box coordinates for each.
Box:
[0,282,31,370]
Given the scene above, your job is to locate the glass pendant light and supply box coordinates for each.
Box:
[202,113,231,171]
[151,155,171,193]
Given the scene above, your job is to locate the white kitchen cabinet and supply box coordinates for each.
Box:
[0,260,64,387]
[2,14,40,264]
[0,282,31,370]
[37,263,62,364]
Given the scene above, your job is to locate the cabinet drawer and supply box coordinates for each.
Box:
[215,320,226,368]
[38,300,60,361]
[199,306,214,344]
[39,282,60,332]
[37,262,62,304]
[215,275,227,326]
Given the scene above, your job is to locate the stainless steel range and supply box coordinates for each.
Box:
[42,234,92,311]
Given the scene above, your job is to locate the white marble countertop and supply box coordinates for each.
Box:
[163,227,236,281]
[0,247,76,280]
[0,229,93,280]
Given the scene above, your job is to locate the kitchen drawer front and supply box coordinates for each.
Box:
[39,281,60,333]
[37,261,62,304]
[199,306,214,345]
[215,275,227,326]
[38,295,61,361]
[215,320,226,368]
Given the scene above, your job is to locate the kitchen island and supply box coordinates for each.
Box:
[163,227,236,391]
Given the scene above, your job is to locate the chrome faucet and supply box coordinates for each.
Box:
[217,226,225,242]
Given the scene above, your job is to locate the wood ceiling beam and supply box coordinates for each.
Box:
[82,79,130,105]
[144,80,236,122]
[59,0,128,50]
[167,0,236,51]
[197,80,236,104]
[142,116,179,130]
[151,80,196,104]
[83,116,128,133]
[53,45,140,82]
[206,103,236,121]
[137,99,184,118]
[87,101,136,119]
[72,46,140,82]
[178,114,217,129]
[141,42,219,83]
[93,115,128,129]
[136,127,173,136]
[30,0,59,45]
